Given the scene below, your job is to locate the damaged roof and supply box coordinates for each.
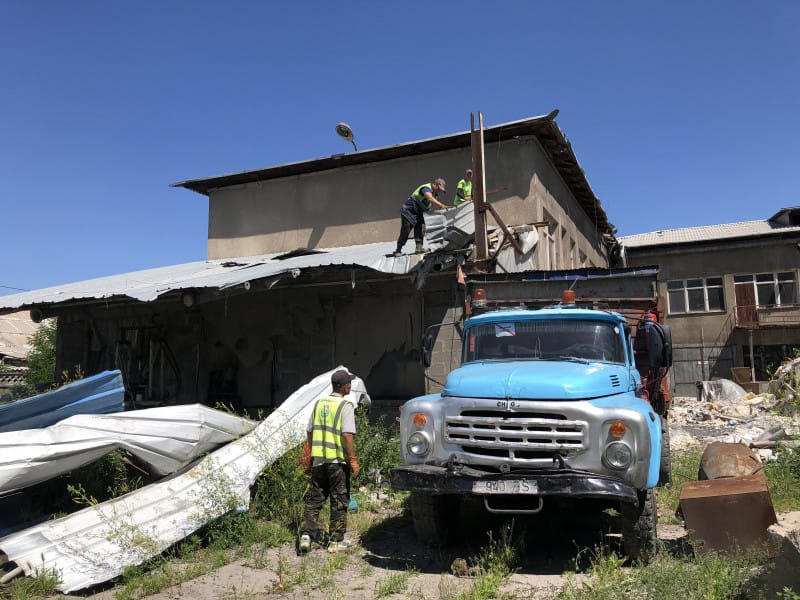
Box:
[0,241,447,315]
[172,110,613,235]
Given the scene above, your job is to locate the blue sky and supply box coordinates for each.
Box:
[2,1,798,295]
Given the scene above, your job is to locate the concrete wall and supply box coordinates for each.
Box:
[625,236,800,394]
[207,137,608,268]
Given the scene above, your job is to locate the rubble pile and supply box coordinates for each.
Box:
[669,378,800,461]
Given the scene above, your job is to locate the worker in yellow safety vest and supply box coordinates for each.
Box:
[454,169,473,206]
[298,369,359,553]
[393,178,450,257]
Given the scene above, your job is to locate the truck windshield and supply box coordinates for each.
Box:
[464,319,625,364]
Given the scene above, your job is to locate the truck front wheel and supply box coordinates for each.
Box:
[410,492,460,546]
[620,488,657,563]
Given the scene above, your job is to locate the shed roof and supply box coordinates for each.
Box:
[0,241,447,315]
[172,110,613,235]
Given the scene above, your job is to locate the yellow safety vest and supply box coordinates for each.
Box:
[411,183,434,211]
[454,179,472,206]
[310,395,347,461]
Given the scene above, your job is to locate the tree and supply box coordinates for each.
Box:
[24,318,58,392]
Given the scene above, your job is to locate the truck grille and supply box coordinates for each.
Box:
[444,410,588,460]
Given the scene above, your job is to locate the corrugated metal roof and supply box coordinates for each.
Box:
[618,219,800,249]
[172,111,614,235]
[0,311,40,359]
[0,240,442,314]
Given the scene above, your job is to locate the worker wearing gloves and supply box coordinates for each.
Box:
[392,178,450,257]
[453,168,473,205]
[299,369,359,553]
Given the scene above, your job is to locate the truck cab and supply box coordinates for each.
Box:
[391,270,672,561]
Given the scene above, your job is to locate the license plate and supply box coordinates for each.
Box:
[472,479,538,494]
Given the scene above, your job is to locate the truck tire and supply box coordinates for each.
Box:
[658,416,672,486]
[620,489,657,563]
[410,492,460,546]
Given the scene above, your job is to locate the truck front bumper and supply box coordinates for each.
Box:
[391,464,639,504]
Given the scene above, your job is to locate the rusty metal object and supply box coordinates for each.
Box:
[680,474,777,555]
[680,442,777,555]
[698,441,764,480]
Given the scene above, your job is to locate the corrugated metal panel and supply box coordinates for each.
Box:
[619,220,800,248]
[0,240,428,313]
[0,367,369,592]
[0,404,256,494]
[0,370,125,433]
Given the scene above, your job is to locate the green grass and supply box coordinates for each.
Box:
[552,543,767,600]
[374,568,419,597]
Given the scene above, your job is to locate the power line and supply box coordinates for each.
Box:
[0,285,29,292]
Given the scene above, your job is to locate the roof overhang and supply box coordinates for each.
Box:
[172,110,613,235]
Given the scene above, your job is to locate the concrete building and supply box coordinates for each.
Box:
[620,207,800,396]
[0,112,618,412]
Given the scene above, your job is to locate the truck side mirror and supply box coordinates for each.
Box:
[421,332,435,368]
[647,322,673,368]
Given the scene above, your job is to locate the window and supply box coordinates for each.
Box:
[734,272,797,307]
[464,319,625,364]
[667,277,725,314]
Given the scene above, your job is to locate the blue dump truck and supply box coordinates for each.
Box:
[391,268,672,561]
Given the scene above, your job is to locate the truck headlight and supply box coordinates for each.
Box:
[603,441,633,470]
[407,432,431,457]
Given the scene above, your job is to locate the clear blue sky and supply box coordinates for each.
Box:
[2,1,798,295]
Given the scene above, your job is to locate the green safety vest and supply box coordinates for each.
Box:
[411,183,434,211]
[310,395,347,461]
[454,179,472,206]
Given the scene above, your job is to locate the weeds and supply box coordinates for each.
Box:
[656,446,703,522]
[553,542,763,600]
[374,567,419,597]
[0,563,60,600]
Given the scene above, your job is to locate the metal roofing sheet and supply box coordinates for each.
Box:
[0,240,429,313]
[0,367,369,592]
[618,220,800,249]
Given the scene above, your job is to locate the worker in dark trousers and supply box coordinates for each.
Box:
[299,370,359,553]
[393,178,449,257]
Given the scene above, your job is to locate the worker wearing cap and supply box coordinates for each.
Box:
[453,169,473,206]
[392,178,450,257]
[299,369,359,553]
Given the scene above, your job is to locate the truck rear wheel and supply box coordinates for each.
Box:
[620,489,657,563]
[410,492,460,546]
[658,416,672,486]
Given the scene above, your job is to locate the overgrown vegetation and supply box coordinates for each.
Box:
[553,544,764,600]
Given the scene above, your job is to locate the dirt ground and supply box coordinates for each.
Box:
[76,500,690,600]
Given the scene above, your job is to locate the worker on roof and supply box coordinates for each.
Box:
[393,178,449,257]
[453,169,473,206]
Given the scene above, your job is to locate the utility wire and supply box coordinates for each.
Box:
[0,285,29,292]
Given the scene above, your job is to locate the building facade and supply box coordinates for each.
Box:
[620,207,800,396]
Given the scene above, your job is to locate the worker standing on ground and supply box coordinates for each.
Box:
[299,369,360,554]
[393,178,449,257]
[453,168,473,206]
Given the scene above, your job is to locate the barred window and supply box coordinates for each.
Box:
[667,277,724,314]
